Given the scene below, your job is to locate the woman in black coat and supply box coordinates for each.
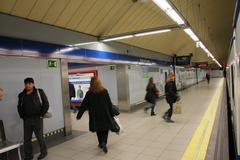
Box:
[76,77,114,153]
[163,73,177,123]
[144,77,157,116]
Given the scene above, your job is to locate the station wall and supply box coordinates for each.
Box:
[175,67,200,90]
[211,70,224,77]
[0,56,64,142]
[128,65,171,105]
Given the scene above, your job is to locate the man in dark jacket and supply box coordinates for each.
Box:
[17,78,49,160]
[163,73,177,123]
[69,82,77,112]
[69,82,75,100]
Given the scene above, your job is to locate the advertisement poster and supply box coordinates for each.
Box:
[69,72,95,105]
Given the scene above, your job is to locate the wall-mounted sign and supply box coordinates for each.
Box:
[109,65,115,70]
[175,56,191,66]
[196,63,208,68]
[48,60,57,68]
[174,54,192,66]
[143,72,149,78]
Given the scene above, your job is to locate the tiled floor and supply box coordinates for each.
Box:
[41,78,222,160]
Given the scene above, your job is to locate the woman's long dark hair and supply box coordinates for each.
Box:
[147,77,154,89]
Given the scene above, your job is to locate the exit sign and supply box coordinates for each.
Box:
[109,65,115,70]
[143,72,149,78]
[48,60,57,68]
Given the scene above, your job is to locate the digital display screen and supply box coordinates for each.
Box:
[175,56,191,66]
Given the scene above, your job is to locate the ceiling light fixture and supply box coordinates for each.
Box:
[134,29,171,37]
[152,0,221,67]
[102,35,134,42]
[196,41,222,67]
[184,28,199,42]
[152,0,185,25]
[102,29,172,42]
[68,41,99,47]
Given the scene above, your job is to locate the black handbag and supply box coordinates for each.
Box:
[112,105,120,116]
[110,118,120,133]
[176,93,181,102]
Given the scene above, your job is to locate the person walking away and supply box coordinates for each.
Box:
[163,73,177,123]
[206,72,210,84]
[77,85,84,98]
[17,78,49,160]
[69,82,76,109]
[76,77,115,153]
[144,77,157,116]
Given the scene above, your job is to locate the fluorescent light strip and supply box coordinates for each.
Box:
[151,1,222,67]
[134,29,171,37]
[152,0,185,25]
[102,29,171,42]
[197,41,222,67]
[209,53,214,59]
[70,41,98,47]
[102,35,133,42]
[184,28,199,41]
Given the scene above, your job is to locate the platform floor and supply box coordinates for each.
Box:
[41,78,223,160]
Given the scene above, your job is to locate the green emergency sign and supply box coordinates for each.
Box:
[48,60,57,68]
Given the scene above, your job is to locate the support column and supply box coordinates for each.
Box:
[116,64,131,111]
[60,59,72,136]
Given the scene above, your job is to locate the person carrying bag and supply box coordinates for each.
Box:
[37,89,52,118]
[163,73,178,123]
[76,77,119,153]
[17,78,49,160]
[144,77,158,116]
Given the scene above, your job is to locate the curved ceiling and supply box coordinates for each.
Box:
[0,0,236,66]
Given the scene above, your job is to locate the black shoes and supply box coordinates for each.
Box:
[162,115,167,120]
[98,143,108,153]
[166,119,175,123]
[151,113,156,116]
[102,145,108,153]
[162,115,174,123]
[38,152,48,160]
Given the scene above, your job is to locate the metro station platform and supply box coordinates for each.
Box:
[41,78,224,160]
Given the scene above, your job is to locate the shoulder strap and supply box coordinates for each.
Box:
[37,89,42,105]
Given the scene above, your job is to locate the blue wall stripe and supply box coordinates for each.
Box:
[0,36,172,66]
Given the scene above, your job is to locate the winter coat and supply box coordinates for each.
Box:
[17,87,49,119]
[165,81,177,104]
[76,89,115,132]
[145,84,157,104]
[69,83,75,99]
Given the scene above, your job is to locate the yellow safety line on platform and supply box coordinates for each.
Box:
[181,79,224,160]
